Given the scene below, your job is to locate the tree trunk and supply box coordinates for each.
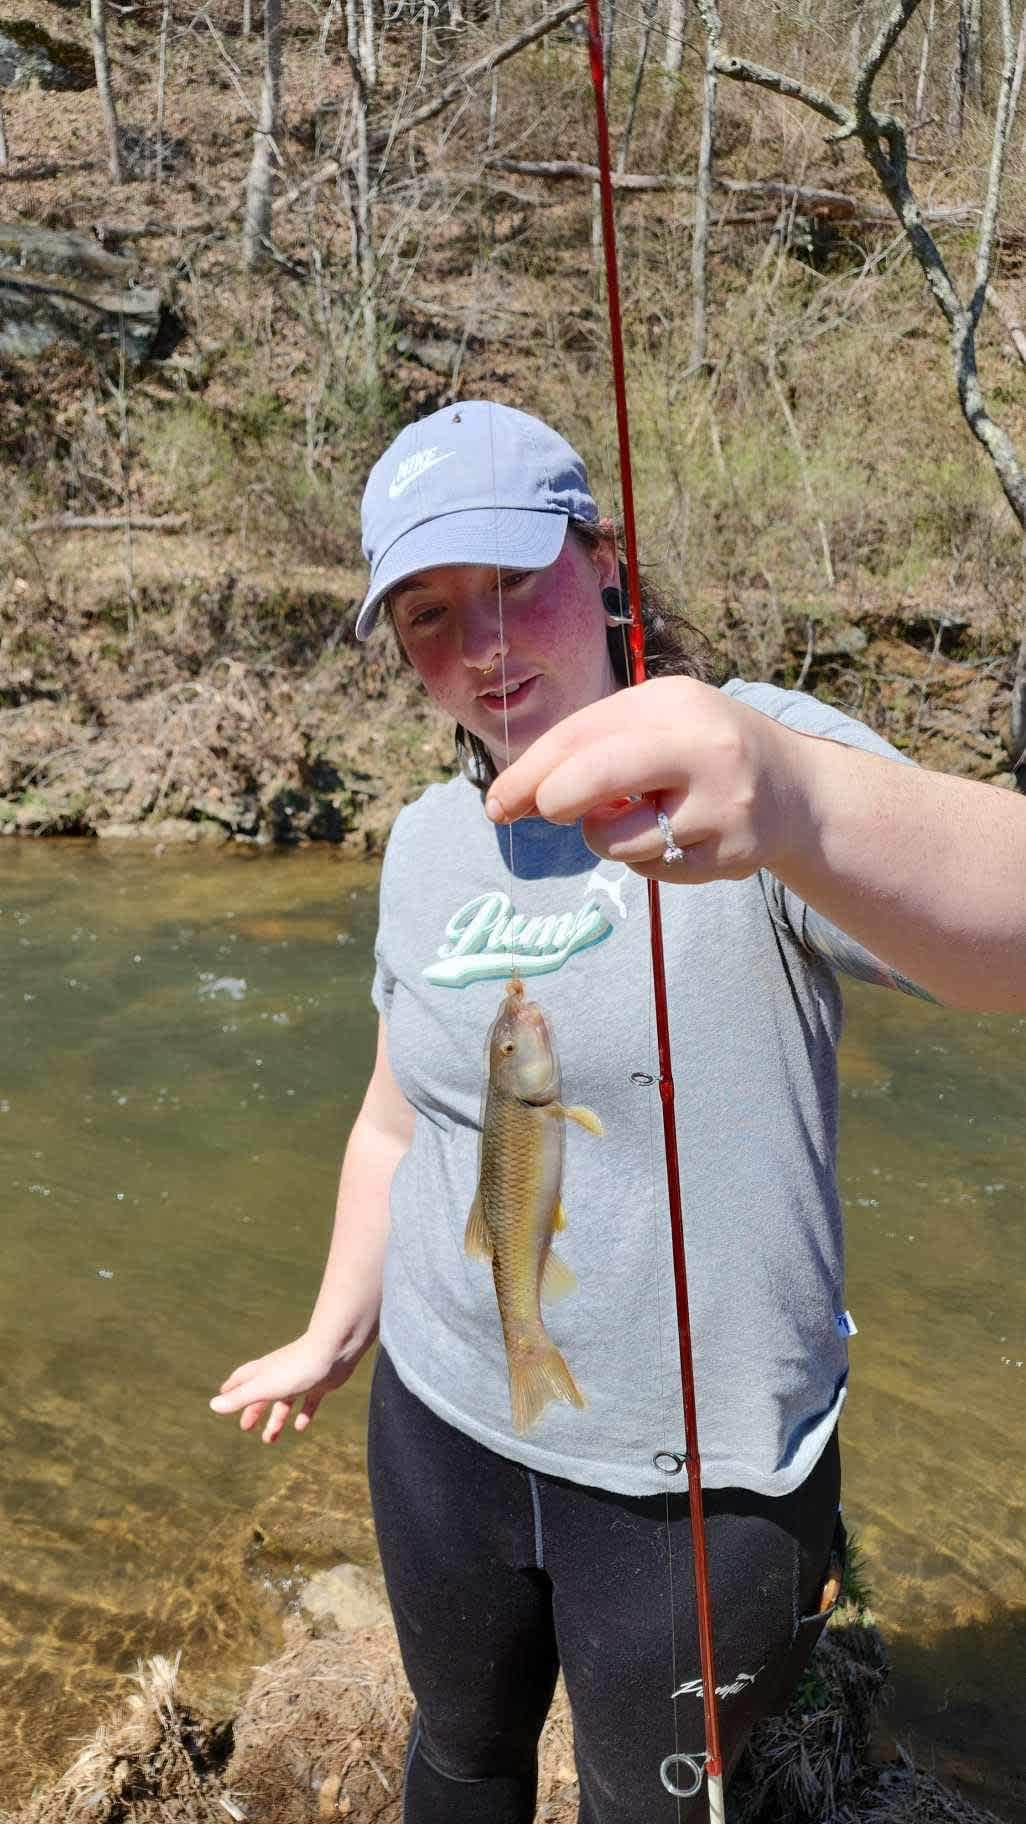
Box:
[362,0,377,90]
[90,0,124,185]
[243,0,283,268]
[155,0,171,181]
[690,24,716,371]
[488,0,502,152]
[663,0,686,76]
[617,0,657,172]
[0,108,9,169]
[602,0,615,101]
[963,0,983,105]
[910,0,936,153]
[346,0,377,399]
[849,0,864,82]
[952,0,983,131]
[242,0,252,33]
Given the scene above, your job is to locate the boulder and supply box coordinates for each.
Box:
[299,1563,391,1637]
[0,16,93,89]
[0,223,164,361]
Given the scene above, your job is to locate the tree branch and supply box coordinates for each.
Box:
[711,53,850,130]
[971,0,1026,326]
[17,514,189,534]
[853,0,924,128]
[389,0,586,141]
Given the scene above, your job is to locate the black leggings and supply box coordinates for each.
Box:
[367,1349,841,1824]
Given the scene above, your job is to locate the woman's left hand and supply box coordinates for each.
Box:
[485,677,807,883]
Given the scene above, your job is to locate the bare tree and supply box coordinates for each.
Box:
[696,0,1026,784]
[362,0,377,89]
[960,0,985,113]
[155,0,171,182]
[0,108,9,169]
[849,0,867,78]
[243,0,283,268]
[90,0,124,185]
[663,0,687,75]
[488,0,502,151]
[345,0,377,395]
[690,2,717,370]
[617,0,659,171]
[910,0,937,152]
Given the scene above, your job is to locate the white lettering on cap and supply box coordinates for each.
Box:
[388,447,455,499]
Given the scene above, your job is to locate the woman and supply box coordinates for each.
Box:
[211,401,1026,1824]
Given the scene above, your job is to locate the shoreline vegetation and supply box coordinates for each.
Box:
[2,1570,1014,1824]
[4,0,1026,838]
[3,0,1025,1813]
[0,579,1020,852]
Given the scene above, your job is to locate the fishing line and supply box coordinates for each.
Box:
[484,398,519,982]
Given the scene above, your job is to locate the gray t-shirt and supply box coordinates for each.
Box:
[371,680,915,1498]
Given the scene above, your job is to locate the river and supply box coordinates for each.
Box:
[1,841,1023,1816]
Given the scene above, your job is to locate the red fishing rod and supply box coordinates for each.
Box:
[583,6,725,1818]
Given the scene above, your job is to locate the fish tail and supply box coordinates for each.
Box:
[507,1332,585,1435]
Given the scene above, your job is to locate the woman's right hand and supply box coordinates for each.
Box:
[209,1330,374,1444]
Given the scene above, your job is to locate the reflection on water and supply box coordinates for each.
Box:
[839,991,1026,1820]
[0,842,380,1800]
[1,843,1024,1815]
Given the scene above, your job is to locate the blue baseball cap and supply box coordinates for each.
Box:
[355,400,598,640]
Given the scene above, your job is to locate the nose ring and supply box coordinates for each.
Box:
[481,662,496,677]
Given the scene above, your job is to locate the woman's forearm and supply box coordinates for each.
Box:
[777,731,1026,1012]
[305,1108,407,1359]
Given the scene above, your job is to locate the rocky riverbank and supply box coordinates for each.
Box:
[1,553,1021,854]
[3,1569,1012,1824]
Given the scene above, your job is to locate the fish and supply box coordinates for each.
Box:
[465,976,603,1434]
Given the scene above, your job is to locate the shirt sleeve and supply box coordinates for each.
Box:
[723,679,935,1000]
[370,810,404,1019]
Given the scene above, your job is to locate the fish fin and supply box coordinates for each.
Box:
[540,1246,576,1303]
[553,1199,567,1232]
[551,1102,604,1136]
[509,1338,585,1434]
[464,1192,493,1261]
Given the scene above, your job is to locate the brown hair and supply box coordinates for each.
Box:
[386,519,716,792]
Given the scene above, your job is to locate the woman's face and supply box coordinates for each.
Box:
[390,528,619,764]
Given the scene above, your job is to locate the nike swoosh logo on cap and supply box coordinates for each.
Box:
[387,448,456,499]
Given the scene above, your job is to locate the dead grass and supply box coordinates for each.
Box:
[3,1617,1012,1824]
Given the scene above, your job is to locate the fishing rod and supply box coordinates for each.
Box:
[582,5,725,1818]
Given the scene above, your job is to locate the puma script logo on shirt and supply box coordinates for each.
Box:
[388,448,455,499]
[423,891,615,987]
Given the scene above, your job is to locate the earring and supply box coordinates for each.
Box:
[602,585,632,628]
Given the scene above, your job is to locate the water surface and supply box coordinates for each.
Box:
[1,842,1023,1816]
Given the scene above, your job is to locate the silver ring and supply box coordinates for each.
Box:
[659,1751,706,1798]
[657,809,686,865]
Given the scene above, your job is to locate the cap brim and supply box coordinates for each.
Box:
[354,508,568,640]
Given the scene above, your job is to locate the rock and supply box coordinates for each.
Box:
[0,225,135,283]
[0,222,165,362]
[300,1564,391,1637]
[317,1771,342,1816]
[0,16,94,90]
[148,817,201,844]
[192,792,260,834]
[96,820,143,840]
